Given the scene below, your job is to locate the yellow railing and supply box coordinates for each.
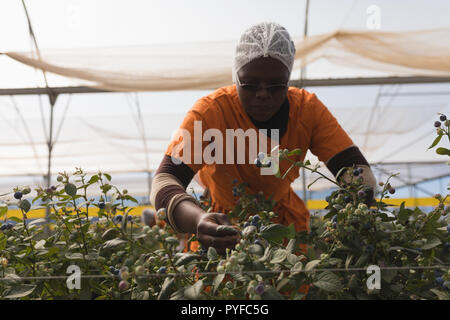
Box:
[3,197,448,219]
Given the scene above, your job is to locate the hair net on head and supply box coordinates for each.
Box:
[233,22,296,82]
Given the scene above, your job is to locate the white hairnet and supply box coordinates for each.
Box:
[233,22,296,82]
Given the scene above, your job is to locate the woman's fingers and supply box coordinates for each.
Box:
[197,233,238,252]
[196,212,240,253]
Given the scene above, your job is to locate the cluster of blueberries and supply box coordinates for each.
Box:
[243,214,260,228]
[434,114,447,128]
[111,214,133,224]
[0,223,14,231]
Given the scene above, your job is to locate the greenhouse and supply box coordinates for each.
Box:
[0,0,449,301]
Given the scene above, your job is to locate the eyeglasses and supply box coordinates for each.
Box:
[236,74,288,94]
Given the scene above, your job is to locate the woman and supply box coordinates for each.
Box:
[149,22,376,254]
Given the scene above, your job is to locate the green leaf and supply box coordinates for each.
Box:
[0,204,8,218]
[260,224,294,244]
[103,238,127,249]
[428,134,443,149]
[104,173,112,181]
[436,147,450,156]
[271,249,288,264]
[290,262,303,275]
[287,148,302,157]
[313,272,342,293]
[430,289,450,300]
[184,280,203,300]
[101,228,120,241]
[422,237,442,250]
[305,259,321,272]
[258,246,272,262]
[88,175,99,184]
[175,253,201,267]
[276,278,290,291]
[8,216,22,223]
[123,195,138,204]
[261,286,285,300]
[34,239,46,250]
[3,284,36,299]
[212,273,225,294]
[65,252,84,260]
[158,277,175,300]
[19,199,31,213]
[207,247,218,260]
[64,183,77,197]
[354,254,369,267]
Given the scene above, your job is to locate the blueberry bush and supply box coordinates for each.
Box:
[0,114,449,300]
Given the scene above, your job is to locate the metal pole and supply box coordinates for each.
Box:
[301,0,310,206]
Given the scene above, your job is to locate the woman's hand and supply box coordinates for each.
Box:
[196,212,240,255]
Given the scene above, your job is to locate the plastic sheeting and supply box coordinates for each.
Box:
[3,29,450,92]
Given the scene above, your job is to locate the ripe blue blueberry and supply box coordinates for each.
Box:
[158,266,167,274]
[389,188,395,194]
[353,169,360,176]
[440,115,447,121]
[332,222,337,229]
[251,221,259,227]
[113,215,123,223]
[254,158,262,168]
[434,121,441,127]
[326,196,331,203]
[436,277,444,286]
[344,196,352,203]
[332,215,337,223]
[99,202,105,210]
[366,244,374,253]
[252,215,260,223]
[127,215,133,222]
[255,283,265,295]
[254,239,261,246]
[357,190,366,198]
[14,192,23,200]
[232,179,238,184]
[358,167,364,174]
[243,222,250,228]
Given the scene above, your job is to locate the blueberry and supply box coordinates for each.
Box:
[254,239,261,245]
[113,215,123,223]
[243,222,250,228]
[51,186,57,191]
[434,270,443,278]
[254,158,262,168]
[99,202,105,210]
[440,115,447,121]
[366,244,374,253]
[326,196,331,203]
[158,266,166,274]
[109,266,116,273]
[252,215,260,223]
[434,121,441,127]
[444,242,450,250]
[357,190,366,198]
[344,196,352,203]
[358,167,364,174]
[232,179,238,184]
[255,283,265,295]
[14,192,23,200]
[436,277,444,286]
[353,169,360,176]
[332,215,337,223]
[0,224,6,231]
[332,222,337,229]
[232,187,238,193]
[389,188,395,194]
[251,221,259,227]
[127,215,133,222]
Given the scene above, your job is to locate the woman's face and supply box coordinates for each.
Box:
[236,57,290,122]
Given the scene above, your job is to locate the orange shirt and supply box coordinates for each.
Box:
[166,85,353,232]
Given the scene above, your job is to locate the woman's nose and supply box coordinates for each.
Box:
[255,87,270,99]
